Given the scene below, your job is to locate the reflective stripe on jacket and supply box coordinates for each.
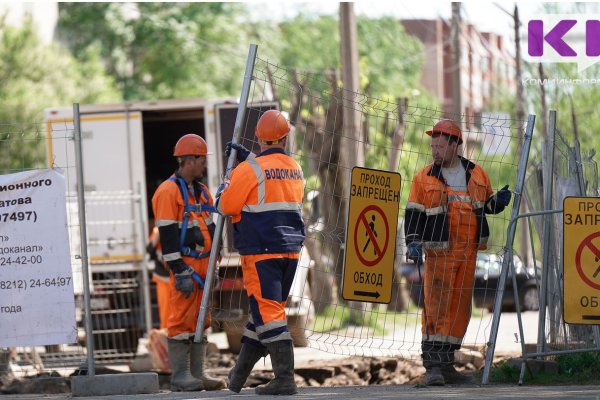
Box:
[404,156,505,251]
[217,148,305,255]
[151,174,215,273]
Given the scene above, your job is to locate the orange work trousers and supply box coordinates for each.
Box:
[152,274,171,329]
[422,191,478,345]
[241,253,299,345]
[167,258,211,339]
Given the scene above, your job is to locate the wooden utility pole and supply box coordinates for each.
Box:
[340,3,367,317]
[514,4,530,264]
[340,2,364,167]
[451,3,463,120]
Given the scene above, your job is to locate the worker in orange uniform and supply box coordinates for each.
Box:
[404,119,511,386]
[146,226,170,329]
[216,110,305,395]
[151,134,226,392]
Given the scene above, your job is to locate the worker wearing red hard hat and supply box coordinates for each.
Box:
[404,119,511,386]
[216,110,305,395]
[151,133,226,392]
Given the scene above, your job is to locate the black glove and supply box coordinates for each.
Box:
[225,142,251,163]
[406,242,423,264]
[174,269,195,298]
[495,184,512,207]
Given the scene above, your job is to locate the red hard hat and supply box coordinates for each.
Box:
[426,119,463,145]
[173,134,211,156]
[256,110,290,142]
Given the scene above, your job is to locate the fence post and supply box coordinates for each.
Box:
[73,103,95,376]
[482,114,535,384]
[137,182,153,335]
[194,44,258,342]
[538,110,557,354]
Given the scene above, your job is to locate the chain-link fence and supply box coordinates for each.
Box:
[206,47,534,372]
[1,109,156,394]
[0,117,89,383]
[506,111,600,384]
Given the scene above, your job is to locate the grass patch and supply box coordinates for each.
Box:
[488,352,600,385]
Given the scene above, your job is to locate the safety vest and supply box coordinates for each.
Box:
[152,174,216,275]
[168,176,216,259]
[404,156,506,251]
[217,148,305,255]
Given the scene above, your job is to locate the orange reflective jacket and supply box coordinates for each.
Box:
[404,156,505,251]
[152,174,215,274]
[217,148,305,255]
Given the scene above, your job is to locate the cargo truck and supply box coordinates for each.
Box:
[45,98,313,360]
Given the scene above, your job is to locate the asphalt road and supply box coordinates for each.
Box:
[3,384,600,400]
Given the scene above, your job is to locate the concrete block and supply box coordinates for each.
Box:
[71,372,159,397]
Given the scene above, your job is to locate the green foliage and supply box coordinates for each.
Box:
[556,352,600,380]
[57,2,249,100]
[357,16,423,98]
[488,361,520,383]
[489,353,600,384]
[0,18,119,173]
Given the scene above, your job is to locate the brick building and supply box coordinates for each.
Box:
[401,19,515,132]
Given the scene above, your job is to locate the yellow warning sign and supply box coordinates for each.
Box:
[563,197,600,324]
[342,167,400,304]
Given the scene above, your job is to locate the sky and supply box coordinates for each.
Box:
[250,1,545,38]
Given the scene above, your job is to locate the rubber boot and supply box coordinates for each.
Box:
[190,336,227,391]
[167,338,203,392]
[422,343,445,386]
[441,365,476,384]
[228,342,268,393]
[424,366,445,386]
[441,351,475,385]
[255,340,297,395]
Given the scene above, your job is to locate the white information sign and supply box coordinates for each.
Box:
[0,169,76,346]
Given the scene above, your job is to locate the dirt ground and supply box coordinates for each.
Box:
[1,348,487,394]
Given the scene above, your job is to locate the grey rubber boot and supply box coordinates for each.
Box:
[167,338,203,392]
[228,342,268,393]
[255,340,297,395]
[424,366,445,386]
[438,345,475,384]
[190,337,227,391]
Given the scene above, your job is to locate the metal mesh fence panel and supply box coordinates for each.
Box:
[210,54,531,364]
[0,119,88,379]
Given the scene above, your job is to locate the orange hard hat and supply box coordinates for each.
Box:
[256,110,290,143]
[173,134,211,156]
[426,119,463,145]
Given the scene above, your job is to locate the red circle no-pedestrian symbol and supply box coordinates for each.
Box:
[353,205,389,267]
[575,231,600,290]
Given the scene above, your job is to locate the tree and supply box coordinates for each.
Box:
[56,2,249,100]
[0,18,119,173]
[251,14,439,312]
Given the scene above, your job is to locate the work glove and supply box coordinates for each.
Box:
[495,184,512,207]
[174,268,195,298]
[225,142,251,163]
[406,242,423,264]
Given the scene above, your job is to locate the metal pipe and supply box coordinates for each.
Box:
[524,346,600,358]
[482,114,535,384]
[137,182,153,335]
[73,103,95,376]
[194,44,258,342]
[538,110,556,354]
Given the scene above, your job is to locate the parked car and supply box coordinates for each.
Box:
[400,253,540,312]
[473,253,540,312]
